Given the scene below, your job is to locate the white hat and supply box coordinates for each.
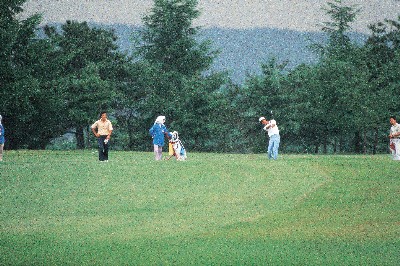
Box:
[259,117,266,122]
[155,116,166,124]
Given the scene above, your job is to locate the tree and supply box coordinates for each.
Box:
[135,0,216,77]
[234,58,288,153]
[362,16,400,153]
[365,15,400,106]
[1,0,67,149]
[313,0,361,60]
[284,64,323,153]
[44,21,124,148]
[168,73,236,152]
[308,0,367,153]
[115,0,229,152]
[113,61,166,150]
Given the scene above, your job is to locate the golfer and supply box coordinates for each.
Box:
[389,115,400,161]
[91,112,113,162]
[259,116,280,160]
[149,116,172,160]
[0,115,5,162]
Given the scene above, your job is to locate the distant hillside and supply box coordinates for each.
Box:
[198,27,323,83]
[111,24,368,84]
[46,23,368,84]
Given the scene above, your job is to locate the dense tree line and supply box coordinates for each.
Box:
[1,0,399,154]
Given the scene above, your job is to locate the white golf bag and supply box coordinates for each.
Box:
[169,131,187,161]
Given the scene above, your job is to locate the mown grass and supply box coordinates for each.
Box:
[0,150,399,265]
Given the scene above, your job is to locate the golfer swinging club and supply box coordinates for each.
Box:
[259,116,280,160]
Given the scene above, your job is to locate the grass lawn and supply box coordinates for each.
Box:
[1,150,399,265]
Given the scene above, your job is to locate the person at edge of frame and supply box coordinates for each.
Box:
[389,115,400,161]
[0,115,5,162]
[91,112,113,162]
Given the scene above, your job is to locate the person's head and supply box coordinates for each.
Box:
[100,112,107,121]
[259,116,268,125]
[155,116,166,124]
[390,115,397,125]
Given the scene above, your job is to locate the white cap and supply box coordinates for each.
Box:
[155,116,166,124]
[259,117,266,122]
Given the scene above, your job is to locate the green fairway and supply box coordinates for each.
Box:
[1,151,399,265]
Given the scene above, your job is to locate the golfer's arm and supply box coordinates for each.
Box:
[390,131,399,138]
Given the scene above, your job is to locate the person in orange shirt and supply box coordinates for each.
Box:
[91,112,113,162]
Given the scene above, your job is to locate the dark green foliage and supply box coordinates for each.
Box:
[135,0,216,76]
[1,0,399,153]
[114,0,232,152]
[232,58,288,153]
[1,0,66,149]
[234,1,399,154]
[43,21,126,148]
[364,15,400,115]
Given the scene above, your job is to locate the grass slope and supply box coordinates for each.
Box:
[1,151,399,265]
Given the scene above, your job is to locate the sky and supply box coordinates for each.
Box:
[21,0,400,33]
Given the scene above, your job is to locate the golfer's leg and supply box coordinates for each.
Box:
[104,142,109,161]
[395,139,400,160]
[268,139,273,159]
[154,145,159,160]
[98,138,104,161]
[273,136,280,160]
[158,146,163,160]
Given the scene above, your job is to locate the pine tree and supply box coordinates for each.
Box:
[135,0,216,76]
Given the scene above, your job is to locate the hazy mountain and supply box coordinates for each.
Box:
[40,23,367,84]
[199,27,322,83]
[109,24,367,84]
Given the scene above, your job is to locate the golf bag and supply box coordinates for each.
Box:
[168,131,187,161]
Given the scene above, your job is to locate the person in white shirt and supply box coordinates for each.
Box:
[389,115,400,161]
[259,116,280,160]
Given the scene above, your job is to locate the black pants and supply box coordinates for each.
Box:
[97,135,109,161]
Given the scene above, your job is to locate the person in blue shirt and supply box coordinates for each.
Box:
[0,115,5,162]
[149,116,172,160]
